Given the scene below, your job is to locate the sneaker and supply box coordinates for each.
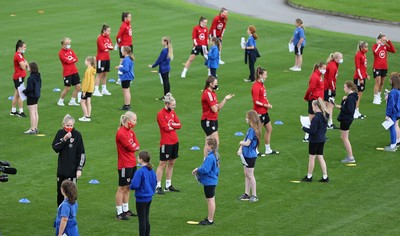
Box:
[92,90,103,97]
[101,90,112,96]
[219,60,225,65]
[24,129,37,134]
[10,111,19,116]
[397,142,400,147]
[68,101,80,106]
[341,157,356,163]
[243,79,253,83]
[164,185,180,192]
[319,177,329,183]
[289,66,297,71]
[199,218,213,226]
[156,96,165,101]
[301,176,312,182]
[372,96,380,105]
[124,210,137,217]
[249,195,259,203]
[238,193,250,201]
[155,187,164,195]
[327,124,339,129]
[116,212,129,220]
[116,79,121,85]
[257,153,266,157]
[78,116,91,122]
[383,145,397,152]
[57,101,65,106]
[121,105,131,111]
[302,138,309,143]
[265,150,279,155]
[18,112,27,118]
[181,71,186,78]
[292,67,301,72]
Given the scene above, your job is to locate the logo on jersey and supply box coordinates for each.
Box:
[379,50,386,59]
[199,33,205,41]
[217,23,224,30]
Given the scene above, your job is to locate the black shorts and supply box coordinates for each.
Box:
[203,185,216,199]
[121,80,131,89]
[13,77,24,89]
[309,142,325,155]
[160,143,179,161]
[119,45,133,59]
[244,157,257,168]
[27,97,39,105]
[64,73,81,86]
[308,100,315,115]
[81,92,92,100]
[340,120,353,131]
[294,45,304,55]
[191,46,207,56]
[324,89,336,101]
[354,79,366,92]
[118,167,137,186]
[373,69,388,78]
[259,113,271,125]
[201,119,218,136]
[97,60,111,73]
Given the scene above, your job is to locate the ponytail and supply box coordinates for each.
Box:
[312,98,329,121]
[101,24,110,34]
[313,61,325,72]
[255,66,266,81]
[248,25,257,40]
[162,36,174,60]
[138,151,153,170]
[15,39,25,52]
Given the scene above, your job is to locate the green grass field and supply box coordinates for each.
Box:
[1,0,400,235]
[289,0,399,23]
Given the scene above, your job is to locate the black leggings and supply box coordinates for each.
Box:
[136,201,152,236]
[248,57,255,81]
[160,72,170,95]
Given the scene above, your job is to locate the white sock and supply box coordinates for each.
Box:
[322,175,328,179]
[116,206,123,215]
[19,108,23,113]
[166,179,171,188]
[208,69,211,76]
[378,92,381,97]
[122,203,129,212]
[94,86,99,92]
[265,144,272,153]
[183,68,188,73]
[307,174,312,178]
[328,119,332,126]
[304,133,309,140]
[349,156,354,160]
[58,98,64,103]
[11,108,16,112]
[156,182,161,188]
[102,85,107,91]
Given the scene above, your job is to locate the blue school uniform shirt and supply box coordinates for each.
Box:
[197,151,219,186]
[207,45,219,69]
[118,56,134,81]
[386,89,400,118]
[246,35,256,48]
[55,199,79,236]
[293,26,306,47]
[242,127,258,158]
[130,166,157,202]
[151,48,171,74]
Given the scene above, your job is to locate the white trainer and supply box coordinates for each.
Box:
[93,90,103,97]
[181,71,186,78]
[101,90,111,96]
[219,60,225,65]
[78,116,91,122]
[68,101,80,106]
[57,101,65,107]
[292,67,301,72]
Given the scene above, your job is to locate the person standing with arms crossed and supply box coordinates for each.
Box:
[115,12,133,85]
[324,52,343,129]
[155,93,181,194]
[353,41,370,119]
[210,7,228,64]
[289,19,306,72]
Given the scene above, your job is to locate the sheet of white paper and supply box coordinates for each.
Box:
[288,42,295,52]
[17,83,27,101]
[241,37,246,49]
[158,73,163,84]
[382,118,394,130]
[300,115,310,128]
[239,154,248,166]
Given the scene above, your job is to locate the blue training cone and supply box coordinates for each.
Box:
[235,132,244,136]
[191,146,200,151]
[108,78,116,83]
[89,179,100,184]
[19,198,31,203]
[274,120,284,125]
[53,88,61,92]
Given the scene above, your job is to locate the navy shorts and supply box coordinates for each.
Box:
[340,120,353,131]
[27,97,39,105]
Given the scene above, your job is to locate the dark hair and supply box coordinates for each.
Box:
[210,36,220,47]
[121,12,130,22]
[248,25,257,40]
[15,39,25,52]
[313,61,325,72]
[255,66,266,81]
[377,33,385,40]
[220,7,228,23]
[138,151,153,170]
[204,76,217,90]
[29,62,39,73]
[390,72,400,90]
[61,180,78,204]
[199,16,207,25]
[101,24,110,34]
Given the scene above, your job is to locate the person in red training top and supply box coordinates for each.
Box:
[57,37,81,107]
[115,12,133,85]
[181,16,209,78]
[155,93,182,195]
[115,111,140,221]
[201,76,234,148]
[353,41,370,119]
[210,7,228,64]
[372,33,396,105]
[324,52,343,129]
[10,39,29,117]
[93,24,114,97]
[251,66,279,156]
[303,62,326,142]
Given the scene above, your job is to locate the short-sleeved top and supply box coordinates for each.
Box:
[242,127,258,158]
[293,26,306,47]
[201,88,218,120]
[13,52,26,79]
[246,35,256,48]
[192,25,208,46]
[373,41,396,69]
[157,108,181,146]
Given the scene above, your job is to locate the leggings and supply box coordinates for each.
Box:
[160,72,170,95]
[136,201,152,236]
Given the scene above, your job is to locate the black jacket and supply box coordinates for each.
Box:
[23,72,41,98]
[302,112,328,143]
[337,92,358,122]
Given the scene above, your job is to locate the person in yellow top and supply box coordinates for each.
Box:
[79,56,96,122]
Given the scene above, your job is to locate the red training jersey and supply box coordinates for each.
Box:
[59,48,79,77]
[324,60,339,91]
[116,21,132,47]
[116,126,140,169]
[96,34,114,61]
[210,15,227,38]
[372,41,396,69]
[251,81,269,114]
[304,70,324,101]
[13,52,26,79]
[157,108,181,146]
[192,25,208,46]
[201,88,218,120]
[353,51,368,80]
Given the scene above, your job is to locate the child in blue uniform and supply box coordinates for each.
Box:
[118,46,135,111]
[55,180,79,236]
[384,73,400,152]
[207,37,220,78]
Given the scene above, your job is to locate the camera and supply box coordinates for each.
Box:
[0,160,17,183]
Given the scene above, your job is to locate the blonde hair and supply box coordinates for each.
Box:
[163,92,175,104]
[120,111,136,127]
[61,37,71,46]
[162,37,174,61]
[122,46,135,61]
[357,41,368,52]
[326,52,342,63]
[312,98,329,120]
[62,114,75,125]
[85,56,95,67]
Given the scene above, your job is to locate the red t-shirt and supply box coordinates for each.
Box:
[324,61,339,91]
[13,52,26,79]
[192,25,208,46]
[96,34,114,61]
[201,88,218,120]
[115,126,140,169]
[252,81,268,114]
[116,21,132,47]
[59,48,79,77]
[304,70,324,101]
[210,15,227,38]
[373,41,396,69]
[353,51,368,80]
[157,108,181,146]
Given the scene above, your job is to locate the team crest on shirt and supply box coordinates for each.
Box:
[199,33,205,40]
[379,51,386,59]
[217,23,223,30]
